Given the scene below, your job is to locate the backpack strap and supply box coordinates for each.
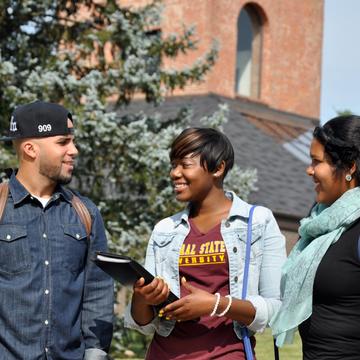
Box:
[71,194,92,240]
[0,182,9,222]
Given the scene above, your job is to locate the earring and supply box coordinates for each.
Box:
[345,174,352,182]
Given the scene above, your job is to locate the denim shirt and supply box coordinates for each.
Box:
[0,174,113,360]
[125,191,286,339]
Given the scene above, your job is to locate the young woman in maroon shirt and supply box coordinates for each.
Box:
[125,127,286,359]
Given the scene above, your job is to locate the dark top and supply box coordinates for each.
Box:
[299,218,360,359]
[0,173,113,359]
[147,220,247,359]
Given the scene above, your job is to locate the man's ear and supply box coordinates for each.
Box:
[213,161,226,178]
[21,140,38,160]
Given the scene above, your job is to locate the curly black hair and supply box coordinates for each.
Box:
[313,115,360,183]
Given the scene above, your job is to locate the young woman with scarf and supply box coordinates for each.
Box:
[271,115,360,359]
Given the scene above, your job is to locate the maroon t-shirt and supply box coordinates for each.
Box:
[146,220,250,359]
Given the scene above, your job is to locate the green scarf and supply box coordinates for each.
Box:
[270,187,360,346]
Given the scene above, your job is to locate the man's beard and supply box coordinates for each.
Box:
[39,161,73,185]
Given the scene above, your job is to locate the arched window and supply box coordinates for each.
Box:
[235,5,263,98]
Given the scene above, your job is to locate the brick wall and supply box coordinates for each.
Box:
[122,0,323,119]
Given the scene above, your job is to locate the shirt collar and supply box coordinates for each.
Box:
[174,208,190,228]
[9,171,73,205]
[8,172,29,205]
[55,184,73,203]
[225,191,253,219]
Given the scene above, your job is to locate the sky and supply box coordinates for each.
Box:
[320,0,360,123]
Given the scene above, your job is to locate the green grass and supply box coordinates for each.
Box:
[114,328,302,359]
[256,328,302,360]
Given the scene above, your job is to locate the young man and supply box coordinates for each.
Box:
[0,101,113,359]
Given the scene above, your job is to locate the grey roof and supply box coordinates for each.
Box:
[117,94,318,220]
[283,130,312,164]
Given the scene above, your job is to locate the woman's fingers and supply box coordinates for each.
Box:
[161,289,215,321]
[161,298,187,320]
[151,279,169,305]
[135,277,170,305]
[133,277,145,288]
[162,298,184,313]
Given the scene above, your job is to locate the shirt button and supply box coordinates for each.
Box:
[234,276,238,282]
[225,221,230,228]
[76,233,80,239]
[233,247,237,253]
[44,260,49,266]
[44,289,50,295]
[44,320,49,325]
[43,233,47,238]
[6,234,11,240]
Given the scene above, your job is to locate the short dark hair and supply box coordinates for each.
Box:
[313,115,360,183]
[170,127,234,178]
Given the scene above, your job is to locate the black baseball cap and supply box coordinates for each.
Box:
[0,100,74,141]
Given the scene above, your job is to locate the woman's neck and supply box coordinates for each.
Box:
[190,189,231,217]
[189,189,232,233]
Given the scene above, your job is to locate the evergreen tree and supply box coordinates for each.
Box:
[336,109,353,117]
[0,0,257,356]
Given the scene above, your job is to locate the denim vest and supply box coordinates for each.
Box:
[125,191,286,339]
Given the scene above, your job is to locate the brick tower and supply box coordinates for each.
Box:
[159,0,323,118]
